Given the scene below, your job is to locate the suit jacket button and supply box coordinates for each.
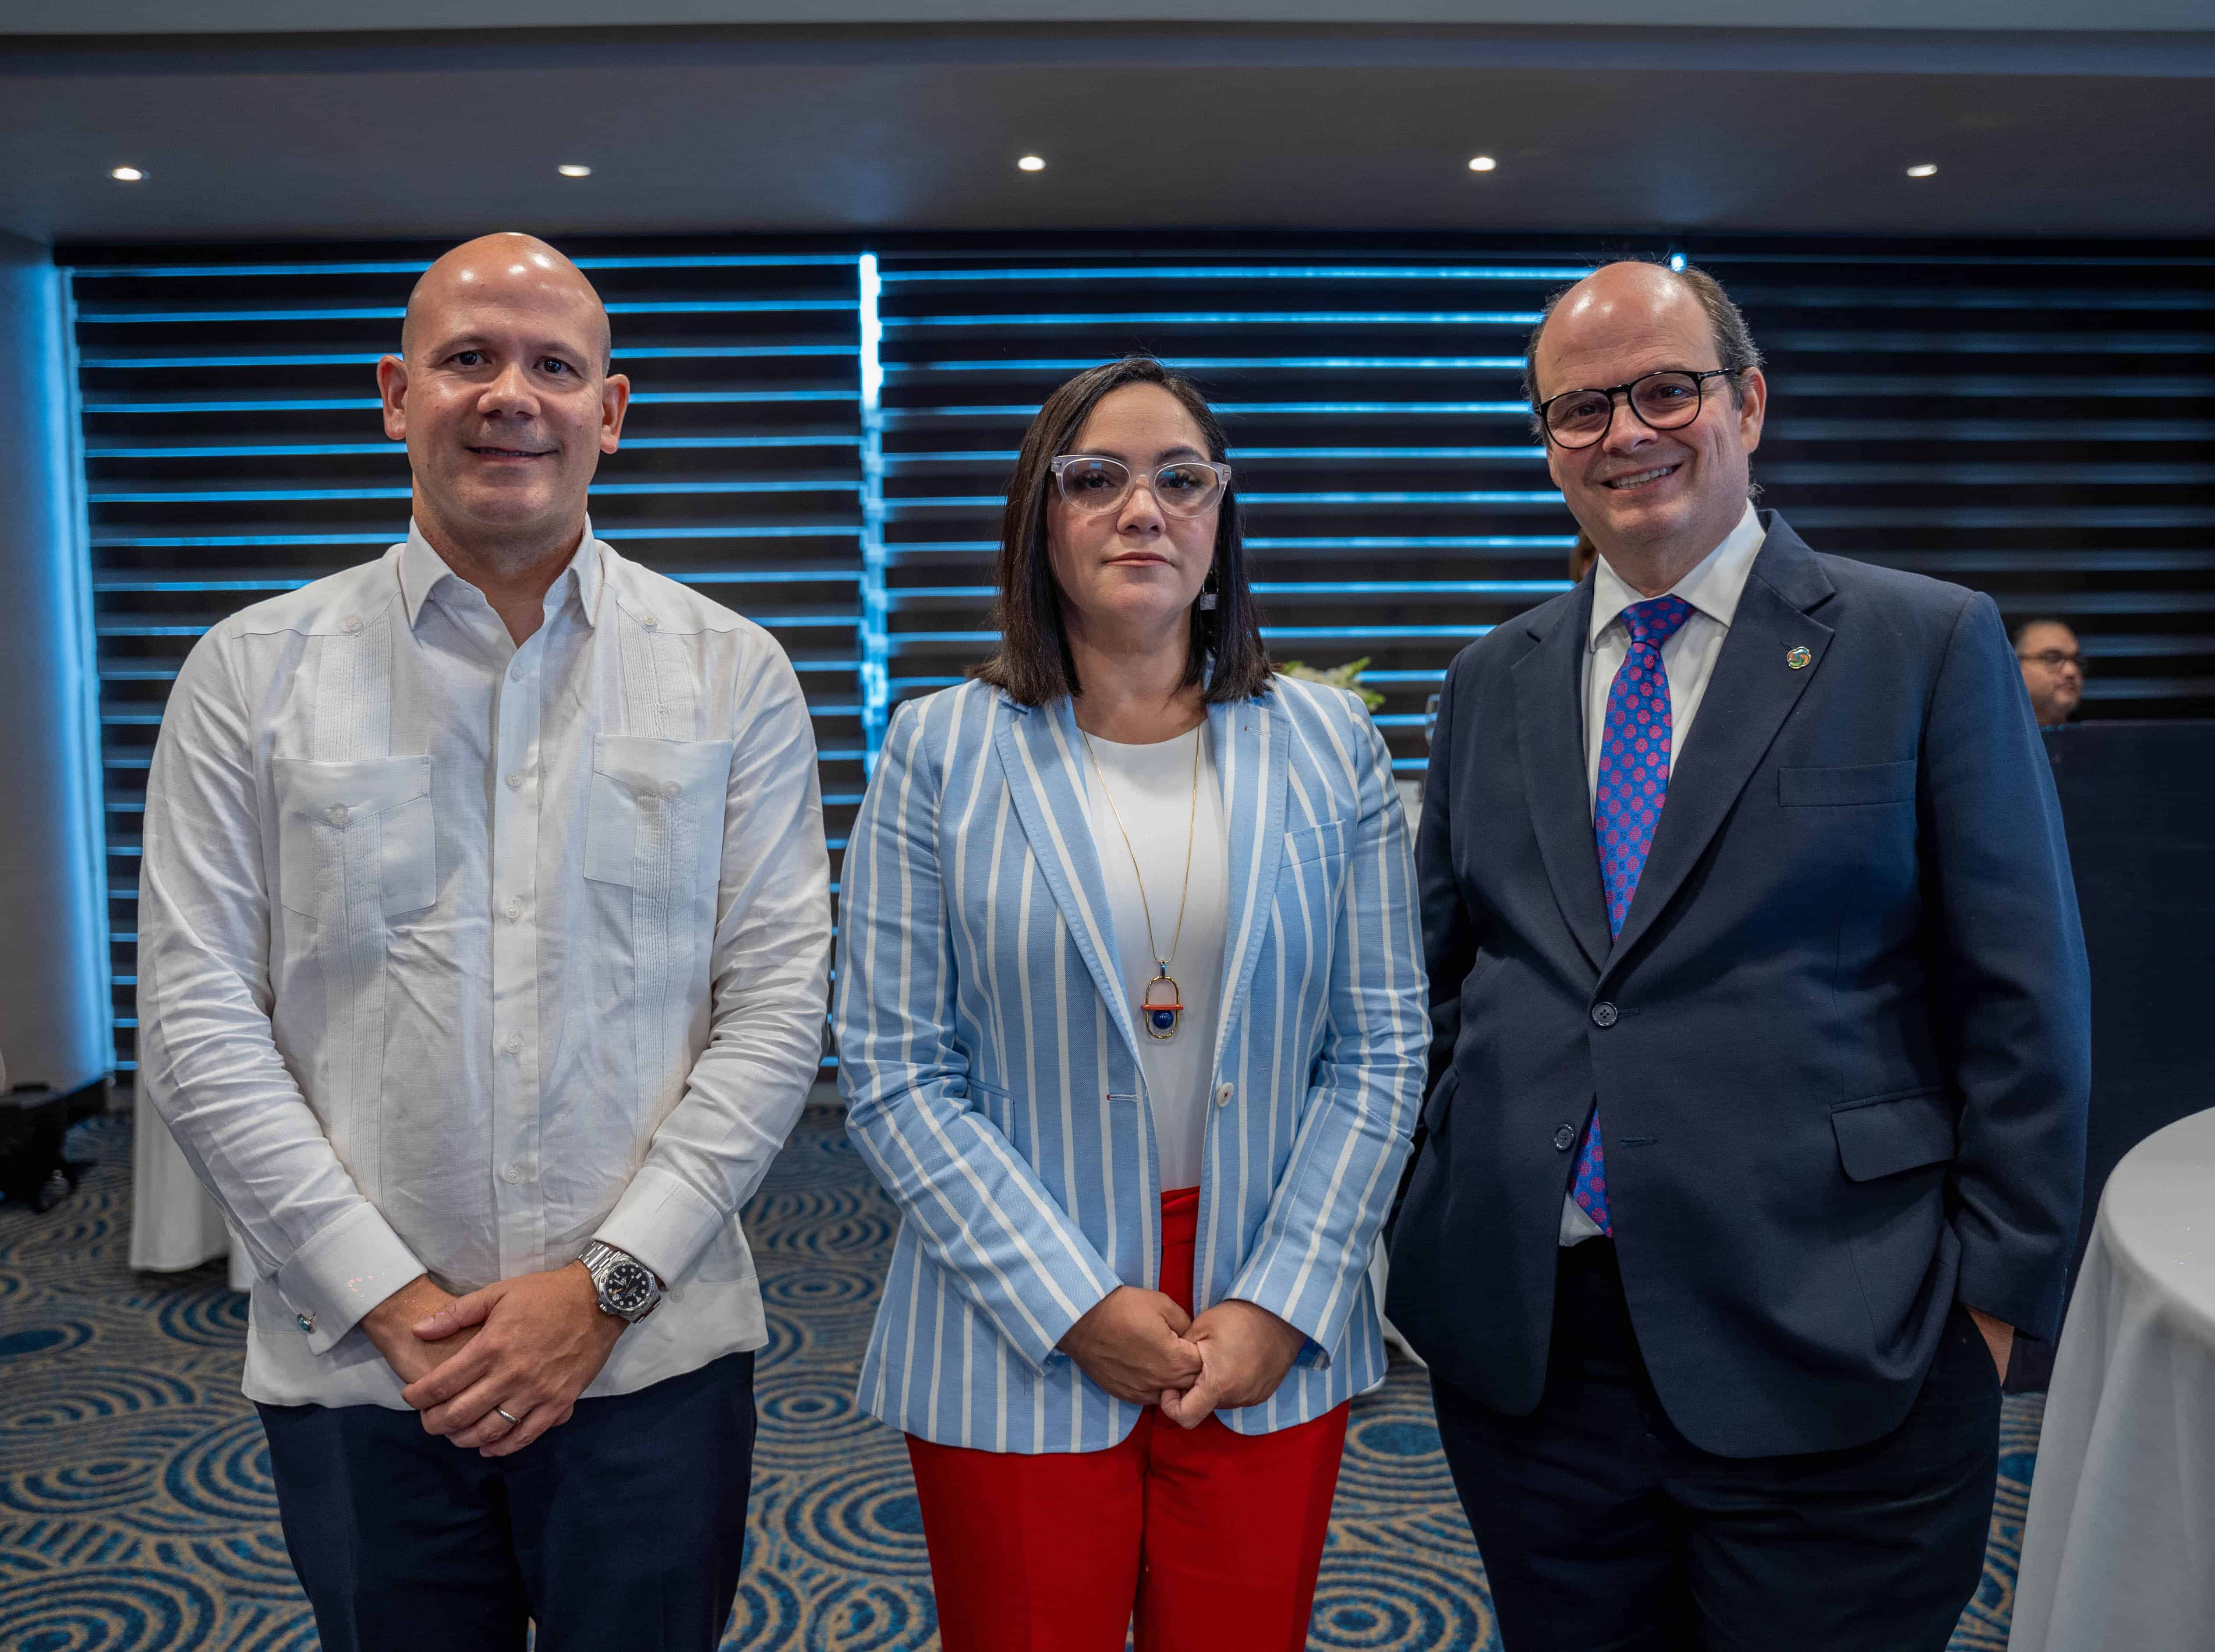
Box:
[1590,1001,1619,1028]
[1553,1125,1577,1151]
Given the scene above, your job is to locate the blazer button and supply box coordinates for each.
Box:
[1215,1082,1235,1107]
[1590,1002,1620,1028]
[1553,1125,1577,1152]
[295,1311,315,1333]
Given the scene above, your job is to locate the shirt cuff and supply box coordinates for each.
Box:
[594,1164,731,1288]
[273,1203,425,1356]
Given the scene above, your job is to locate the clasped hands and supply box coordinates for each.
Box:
[1056,1286,1306,1428]
[358,1263,626,1458]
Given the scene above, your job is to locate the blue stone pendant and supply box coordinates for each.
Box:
[1141,971,1183,1041]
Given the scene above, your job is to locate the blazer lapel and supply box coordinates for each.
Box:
[1211,692,1290,1054]
[1512,583,1612,977]
[1602,518,1837,976]
[991,696,1145,1071]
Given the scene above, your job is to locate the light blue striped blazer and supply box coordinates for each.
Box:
[835,674,1427,1451]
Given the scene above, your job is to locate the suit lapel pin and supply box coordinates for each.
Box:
[1786,645,1813,671]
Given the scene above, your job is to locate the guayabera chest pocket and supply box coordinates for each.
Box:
[583,734,733,901]
[272,755,437,921]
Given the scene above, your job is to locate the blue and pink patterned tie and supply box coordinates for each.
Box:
[1574,593,1695,1236]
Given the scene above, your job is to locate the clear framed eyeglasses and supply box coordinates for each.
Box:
[1050,454,1232,519]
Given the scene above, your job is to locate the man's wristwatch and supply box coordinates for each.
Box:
[579,1241,664,1324]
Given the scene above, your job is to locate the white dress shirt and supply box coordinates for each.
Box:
[138,520,833,1407]
[1081,724,1230,1193]
[1561,501,1766,1246]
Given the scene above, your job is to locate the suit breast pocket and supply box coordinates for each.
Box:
[272,755,436,921]
[584,735,733,900]
[1282,816,1350,867]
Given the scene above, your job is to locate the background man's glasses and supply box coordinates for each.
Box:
[1051,454,1232,518]
[1536,368,1738,450]
[2019,650,2085,671]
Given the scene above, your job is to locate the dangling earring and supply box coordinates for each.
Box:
[1198,571,1219,612]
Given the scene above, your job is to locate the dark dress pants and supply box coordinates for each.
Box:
[258,1349,756,1652]
[1431,1242,1998,1652]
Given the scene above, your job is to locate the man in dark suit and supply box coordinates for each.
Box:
[1388,261,2089,1650]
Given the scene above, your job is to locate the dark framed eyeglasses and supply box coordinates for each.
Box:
[2017,649,2084,671]
[1050,454,1232,519]
[1535,368,1739,450]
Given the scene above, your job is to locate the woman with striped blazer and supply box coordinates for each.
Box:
[835,357,1427,1652]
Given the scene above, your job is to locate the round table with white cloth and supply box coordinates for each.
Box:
[2008,1106,2215,1652]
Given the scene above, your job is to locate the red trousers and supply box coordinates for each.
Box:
[906,1187,1350,1652]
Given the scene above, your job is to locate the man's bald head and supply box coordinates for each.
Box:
[401,233,611,369]
[378,231,630,572]
[1523,260,1762,412]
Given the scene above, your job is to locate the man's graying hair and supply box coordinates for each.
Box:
[1521,258,1765,420]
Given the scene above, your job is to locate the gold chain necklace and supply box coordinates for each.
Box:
[1081,724,1202,1041]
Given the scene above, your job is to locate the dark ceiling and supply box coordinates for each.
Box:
[6,23,2213,246]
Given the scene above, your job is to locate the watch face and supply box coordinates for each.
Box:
[601,1260,655,1317]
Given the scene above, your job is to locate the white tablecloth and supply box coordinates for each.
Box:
[129,1104,253,1293]
[2009,1106,2215,1651]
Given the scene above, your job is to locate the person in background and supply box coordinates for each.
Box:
[835,355,1425,1652]
[137,233,832,1652]
[1391,259,2090,1651]
[2016,616,2087,728]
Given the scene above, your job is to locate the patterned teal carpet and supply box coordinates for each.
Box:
[3,1111,2037,1649]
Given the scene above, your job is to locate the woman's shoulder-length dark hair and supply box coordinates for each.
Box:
[969,355,1273,707]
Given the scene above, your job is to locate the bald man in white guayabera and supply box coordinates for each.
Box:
[136,235,831,1651]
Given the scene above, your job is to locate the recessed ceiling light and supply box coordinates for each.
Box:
[1017,155,1047,173]
[1906,163,1939,178]
[557,164,593,178]
[110,166,145,182]
[1468,155,1498,173]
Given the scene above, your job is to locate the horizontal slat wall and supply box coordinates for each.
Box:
[67,246,867,1078]
[60,233,2215,1078]
[878,242,2214,755]
[1690,244,2215,715]
[877,256,1587,767]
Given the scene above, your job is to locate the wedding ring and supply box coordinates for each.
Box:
[494,1405,522,1426]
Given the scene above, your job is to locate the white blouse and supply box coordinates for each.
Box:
[1080,723,1230,1193]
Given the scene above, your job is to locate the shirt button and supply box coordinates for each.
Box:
[1215,1082,1234,1107]
[641,614,658,630]
[1591,1002,1620,1028]
[503,897,523,921]
[342,616,363,635]
[295,1310,316,1332]
[504,771,524,790]
[500,1162,526,1185]
[509,666,524,684]
[503,1033,523,1055]
[1553,1125,1578,1152]
[325,804,348,826]
[660,781,680,801]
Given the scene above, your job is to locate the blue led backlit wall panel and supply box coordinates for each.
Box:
[875,254,1590,766]
[63,233,2215,1080]
[878,240,2214,750]
[67,245,867,1076]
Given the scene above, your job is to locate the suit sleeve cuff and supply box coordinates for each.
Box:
[595,1164,732,1288]
[1224,1269,1336,1372]
[273,1204,425,1356]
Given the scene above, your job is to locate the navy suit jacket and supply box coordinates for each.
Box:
[1387,512,2090,1458]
